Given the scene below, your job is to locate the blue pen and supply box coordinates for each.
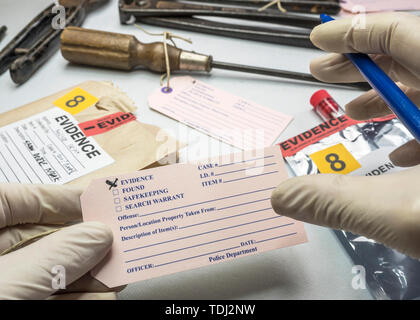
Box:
[320,14,420,142]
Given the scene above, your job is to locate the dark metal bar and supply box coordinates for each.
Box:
[202,0,341,14]
[138,16,315,48]
[212,60,371,90]
[0,26,6,43]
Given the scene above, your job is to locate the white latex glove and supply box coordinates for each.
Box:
[0,183,117,300]
[271,13,420,259]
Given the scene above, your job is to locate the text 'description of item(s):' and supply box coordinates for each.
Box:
[81,146,307,287]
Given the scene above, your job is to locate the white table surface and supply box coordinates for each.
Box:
[0,0,372,300]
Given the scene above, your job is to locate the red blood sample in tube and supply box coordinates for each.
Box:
[310,90,344,121]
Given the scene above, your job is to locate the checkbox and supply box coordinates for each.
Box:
[115,206,122,213]
[114,198,121,204]
[112,189,119,196]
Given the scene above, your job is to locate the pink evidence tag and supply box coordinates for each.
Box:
[148,76,293,150]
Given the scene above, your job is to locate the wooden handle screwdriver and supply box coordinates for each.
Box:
[60,27,370,90]
[61,26,212,73]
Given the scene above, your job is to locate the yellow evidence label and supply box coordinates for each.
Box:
[309,143,361,175]
[53,87,99,115]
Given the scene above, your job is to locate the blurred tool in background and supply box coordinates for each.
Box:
[0,26,6,43]
[0,0,109,85]
[118,0,340,47]
[186,0,342,14]
[60,26,370,90]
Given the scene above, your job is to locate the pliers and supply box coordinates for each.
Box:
[0,0,108,85]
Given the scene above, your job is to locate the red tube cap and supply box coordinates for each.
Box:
[310,89,331,108]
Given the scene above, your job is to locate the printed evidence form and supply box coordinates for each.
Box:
[0,108,113,185]
[82,146,307,287]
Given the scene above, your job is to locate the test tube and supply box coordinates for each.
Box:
[310,89,344,121]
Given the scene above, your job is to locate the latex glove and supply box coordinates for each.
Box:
[0,183,117,300]
[271,13,420,260]
[310,12,420,167]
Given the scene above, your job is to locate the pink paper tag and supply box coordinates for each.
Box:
[81,146,307,287]
[148,76,293,150]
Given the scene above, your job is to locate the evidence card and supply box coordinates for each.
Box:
[0,107,114,184]
[81,146,307,287]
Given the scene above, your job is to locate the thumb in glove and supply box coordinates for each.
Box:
[271,166,420,259]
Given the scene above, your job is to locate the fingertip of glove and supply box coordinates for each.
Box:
[270,178,297,216]
[309,53,352,83]
[310,25,325,50]
[39,183,84,197]
[388,148,403,166]
[389,141,420,167]
[310,21,338,51]
[345,102,368,121]
[309,56,329,82]
[345,89,393,121]
[77,221,114,248]
[270,189,282,215]
[66,184,85,197]
[271,174,351,221]
[309,28,318,46]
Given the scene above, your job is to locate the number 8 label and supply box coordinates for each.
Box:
[53,88,98,115]
[309,144,361,175]
[65,95,86,108]
[325,153,346,172]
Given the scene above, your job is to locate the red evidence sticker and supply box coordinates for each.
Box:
[279,114,396,158]
[79,112,136,137]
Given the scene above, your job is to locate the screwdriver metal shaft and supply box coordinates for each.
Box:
[212,61,370,90]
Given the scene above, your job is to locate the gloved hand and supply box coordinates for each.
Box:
[0,183,118,300]
[310,12,420,167]
[271,12,420,259]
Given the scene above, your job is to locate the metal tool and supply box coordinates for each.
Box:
[120,0,321,27]
[132,16,314,48]
[0,26,6,43]
[118,0,323,48]
[204,0,341,14]
[0,0,108,84]
[60,27,370,90]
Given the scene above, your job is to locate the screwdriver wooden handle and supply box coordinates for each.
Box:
[60,26,212,73]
